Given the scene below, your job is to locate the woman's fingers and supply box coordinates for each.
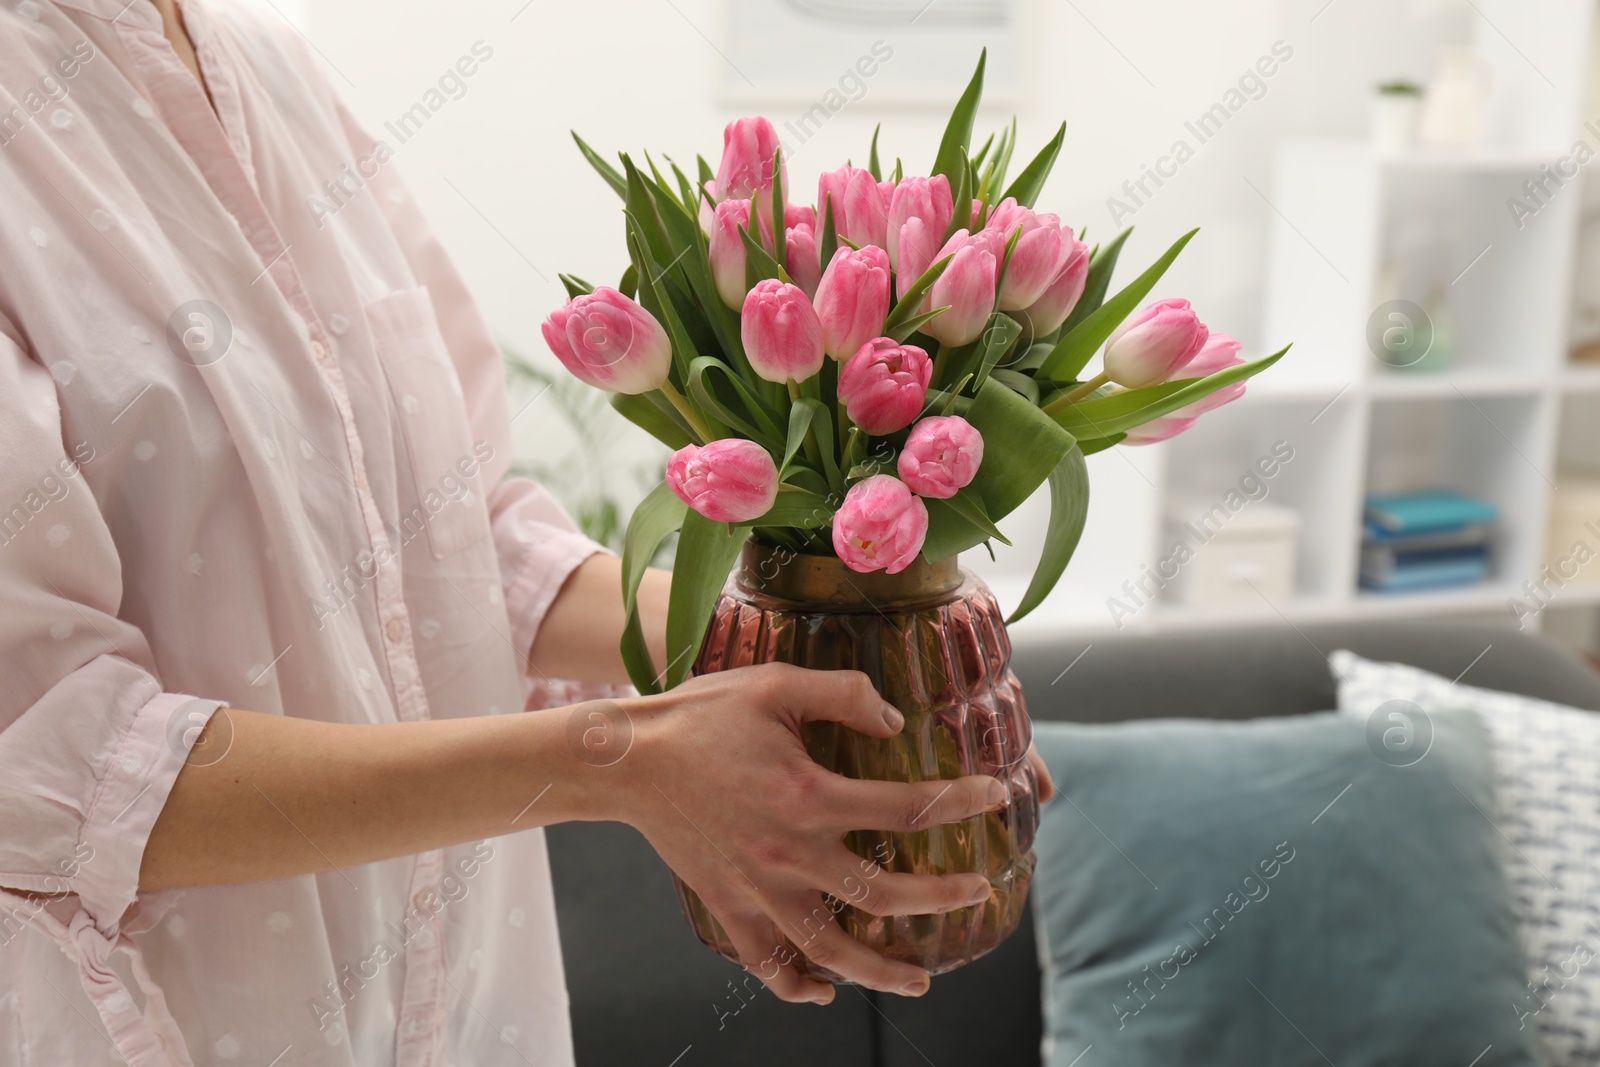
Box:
[1027,743,1056,802]
[777,892,932,996]
[818,772,1006,833]
[825,847,993,917]
[765,665,904,739]
[703,895,834,1006]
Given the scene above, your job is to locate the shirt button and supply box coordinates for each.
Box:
[413,886,435,909]
[310,340,328,359]
[385,619,405,642]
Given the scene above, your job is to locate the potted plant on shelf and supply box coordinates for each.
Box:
[541,50,1287,978]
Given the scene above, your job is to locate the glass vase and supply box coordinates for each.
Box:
[672,538,1040,979]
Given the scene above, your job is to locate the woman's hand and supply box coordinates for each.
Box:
[596,664,1006,1005]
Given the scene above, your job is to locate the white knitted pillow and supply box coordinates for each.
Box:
[1331,649,1600,1067]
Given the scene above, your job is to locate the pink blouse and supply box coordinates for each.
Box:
[0,1,606,1064]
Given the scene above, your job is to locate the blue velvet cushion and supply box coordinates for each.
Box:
[1030,711,1544,1067]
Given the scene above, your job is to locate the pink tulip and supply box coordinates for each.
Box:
[784,221,822,299]
[714,117,787,205]
[741,279,825,384]
[542,287,672,395]
[897,416,983,498]
[895,216,943,300]
[922,230,998,347]
[1123,415,1197,445]
[984,199,1073,311]
[817,166,889,251]
[1169,332,1247,418]
[886,176,953,271]
[1018,236,1090,336]
[666,439,779,523]
[1103,298,1209,388]
[813,245,892,360]
[831,474,929,574]
[837,337,932,435]
[708,199,760,310]
[785,203,816,232]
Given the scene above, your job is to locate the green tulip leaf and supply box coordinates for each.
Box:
[559,273,595,300]
[920,376,1075,560]
[571,130,627,199]
[990,367,1040,404]
[747,488,835,530]
[611,392,695,450]
[782,398,821,477]
[1006,447,1089,624]
[941,487,1013,546]
[972,312,1024,393]
[1048,346,1290,438]
[1078,433,1126,456]
[868,123,883,181]
[1002,122,1066,209]
[620,482,688,694]
[665,511,746,689]
[688,357,785,451]
[740,222,785,292]
[932,49,986,183]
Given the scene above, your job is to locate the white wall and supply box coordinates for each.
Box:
[305,0,1481,544]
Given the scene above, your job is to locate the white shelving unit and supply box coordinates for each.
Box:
[988,0,1600,647]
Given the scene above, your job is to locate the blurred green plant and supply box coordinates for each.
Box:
[502,343,667,553]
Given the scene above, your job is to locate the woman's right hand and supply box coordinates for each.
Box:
[588,663,1006,1005]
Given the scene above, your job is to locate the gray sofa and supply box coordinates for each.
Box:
[546,620,1600,1066]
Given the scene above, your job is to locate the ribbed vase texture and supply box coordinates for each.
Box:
[671,541,1040,979]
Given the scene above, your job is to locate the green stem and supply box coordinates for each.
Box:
[930,343,952,393]
[659,381,715,442]
[1043,371,1110,416]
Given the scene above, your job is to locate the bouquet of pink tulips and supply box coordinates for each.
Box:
[542,52,1287,694]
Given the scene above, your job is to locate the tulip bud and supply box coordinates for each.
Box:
[922,230,998,347]
[837,337,932,435]
[741,279,825,384]
[886,175,953,270]
[1169,332,1247,418]
[895,216,943,300]
[984,199,1073,311]
[708,199,757,310]
[897,416,983,499]
[1122,415,1197,445]
[1103,298,1209,388]
[784,221,822,299]
[715,117,787,205]
[813,245,892,360]
[1018,236,1090,337]
[831,474,929,575]
[785,203,817,232]
[817,166,889,251]
[542,287,672,395]
[666,439,780,523]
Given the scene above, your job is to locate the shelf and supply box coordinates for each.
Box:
[1368,370,1548,398]
[1562,364,1600,392]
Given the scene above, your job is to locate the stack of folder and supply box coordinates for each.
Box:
[1360,490,1499,592]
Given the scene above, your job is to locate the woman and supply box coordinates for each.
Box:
[0,0,1052,1064]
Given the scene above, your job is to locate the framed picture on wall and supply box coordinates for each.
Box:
[721,0,1021,106]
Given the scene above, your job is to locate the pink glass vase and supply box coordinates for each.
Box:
[672,539,1040,979]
